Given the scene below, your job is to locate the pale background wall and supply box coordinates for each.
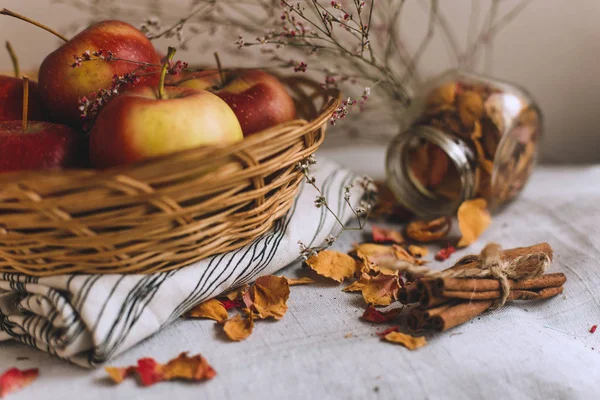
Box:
[1,0,599,163]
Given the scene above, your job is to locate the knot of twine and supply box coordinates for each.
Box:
[388,242,551,308]
[442,243,551,307]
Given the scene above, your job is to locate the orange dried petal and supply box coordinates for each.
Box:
[305,250,358,283]
[105,366,135,384]
[223,313,254,341]
[185,299,228,322]
[248,275,290,320]
[383,332,427,350]
[348,273,400,306]
[457,198,492,248]
[284,277,315,286]
[405,217,452,243]
[137,358,164,387]
[0,368,39,397]
[457,90,484,128]
[162,352,216,381]
[222,285,249,301]
[407,245,428,258]
[372,226,404,244]
[425,82,456,108]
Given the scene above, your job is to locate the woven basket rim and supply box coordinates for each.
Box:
[0,78,340,184]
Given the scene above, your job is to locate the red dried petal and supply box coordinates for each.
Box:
[590,325,597,334]
[361,306,403,324]
[0,368,39,397]
[219,299,242,310]
[376,326,399,338]
[372,226,404,244]
[435,245,456,261]
[136,358,164,387]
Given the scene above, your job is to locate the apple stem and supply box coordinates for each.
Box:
[213,52,226,88]
[22,76,29,133]
[1,9,68,42]
[158,47,176,100]
[5,41,20,78]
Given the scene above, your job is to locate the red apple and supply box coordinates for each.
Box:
[169,69,297,136]
[0,76,45,122]
[38,20,160,127]
[0,120,82,172]
[89,85,243,168]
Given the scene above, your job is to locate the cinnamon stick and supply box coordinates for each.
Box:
[435,273,566,293]
[439,285,563,301]
[452,243,553,273]
[407,309,426,331]
[418,279,448,308]
[431,301,493,332]
[398,282,421,304]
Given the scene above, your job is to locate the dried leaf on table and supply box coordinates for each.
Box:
[245,275,290,320]
[223,313,254,341]
[372,226,404,244]
[347,273,400,307]
[305,250,357,283]
[184,299,228,322]
[0,368,39,397]
[406,217,452,243]
[407,245,428,258]
[361,306,403,323]
[435,245,456,261]
[357,255,398,276]
[105,353,216,387]
[383,332,427,350]
[457,198,492,248]
[284,277,315,286]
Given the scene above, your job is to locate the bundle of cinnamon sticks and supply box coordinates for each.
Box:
[399,243,566,332]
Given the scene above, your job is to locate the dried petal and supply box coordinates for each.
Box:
[406,217,452,243]
[105,366,135,384]
[284,277,315,286]
[185,299,228,322]
[223,313,254,341]
[137,358,164,386]
[372,226,404,244]
[376,326,400,337]
[457,90,484,128]
[427,144,450,187]
[106,353,216,387]
[371,181,413,222]
[0,368,39,397]
[220,299,243,310]
[425,82,456,108]
[457,198,492,247]
[222,285,249,301]
[248,276,290,320]
[348,273,400,306]
[383,331,427,350]
[435,245,456,261]
[162,352,216,381]
[408,245,428,258]
[361,306,403,323]
[305,250,357,282]
[357,255,398,276]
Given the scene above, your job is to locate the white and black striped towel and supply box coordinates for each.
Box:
[0,159,361,368]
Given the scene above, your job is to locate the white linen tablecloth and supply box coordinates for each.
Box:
[0,146,598,399]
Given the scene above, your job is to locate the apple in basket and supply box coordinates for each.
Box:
[89,48,243,169]
[0,77,82,172]
[0,42,45,122]
[0,9,162,127]
[168,68,297,136]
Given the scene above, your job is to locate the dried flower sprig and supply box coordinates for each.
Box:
[297,155,377,259]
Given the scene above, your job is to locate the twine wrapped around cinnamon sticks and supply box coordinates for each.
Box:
[395,243,566,332]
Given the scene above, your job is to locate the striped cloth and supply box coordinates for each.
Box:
[0,159,361,368]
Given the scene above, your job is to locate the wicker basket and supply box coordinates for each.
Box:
[0,76,340,276]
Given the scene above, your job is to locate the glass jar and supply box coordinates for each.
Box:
[386,70,542,217]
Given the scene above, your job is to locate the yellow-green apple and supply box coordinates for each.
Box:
[37,20,160,126]
[169,69,296,136]
[0,76,45,122]
[89,85,244,168]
